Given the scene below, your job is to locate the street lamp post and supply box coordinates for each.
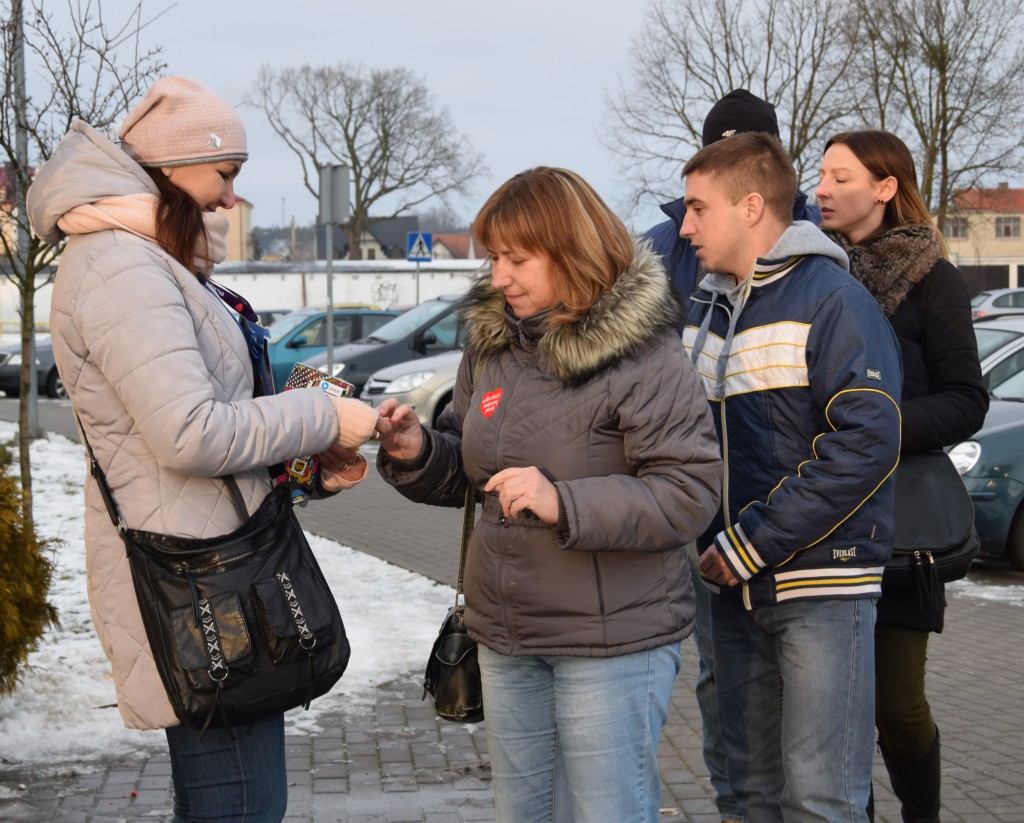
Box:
[317,164,350,373]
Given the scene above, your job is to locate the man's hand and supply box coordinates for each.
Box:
[699,546,740,587]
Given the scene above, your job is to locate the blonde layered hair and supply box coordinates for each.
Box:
[472,167,633,326]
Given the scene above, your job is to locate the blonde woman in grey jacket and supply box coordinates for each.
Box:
[27,77,380,822]
[375,167,723,823]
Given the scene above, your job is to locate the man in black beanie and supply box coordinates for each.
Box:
[643,90,820,823]
[646,89,820,309]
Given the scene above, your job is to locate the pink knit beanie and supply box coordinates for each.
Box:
[118,76,248,168]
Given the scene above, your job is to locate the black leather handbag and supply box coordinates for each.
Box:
[422,484,484,723]
[83,428,349,735]
[884,450,980,588]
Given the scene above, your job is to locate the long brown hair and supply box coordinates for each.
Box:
[824,131,935,234]
[143,168,210,273]
[472,167,633,326]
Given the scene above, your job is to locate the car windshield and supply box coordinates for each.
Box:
[970,292,992,308]
[362,299,451,343]
[975,327,1023,360]
[267,310,316,343]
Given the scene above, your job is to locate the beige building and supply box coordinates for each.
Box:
[219,196,253,262]
[945,184,1024,293]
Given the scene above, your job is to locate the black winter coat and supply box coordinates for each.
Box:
[833,226,988,631]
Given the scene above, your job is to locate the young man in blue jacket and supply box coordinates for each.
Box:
[646,89,821,310]
[682,132,902,821]
[646,89,820,823]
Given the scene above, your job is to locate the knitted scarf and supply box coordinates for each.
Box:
[57,192,229,276]
[827,224,944,316]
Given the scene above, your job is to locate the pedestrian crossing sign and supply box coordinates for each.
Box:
[407,232,433,262]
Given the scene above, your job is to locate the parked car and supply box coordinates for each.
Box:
[948,396,1024,570]
[303,291,468,393]
[941,318,1024,571]
[970,287,1024,321]
[360,350,464,427]
[256,308,293,327]
[0,336,66,399]
[266,305,401,390]
[974,316,1024,394]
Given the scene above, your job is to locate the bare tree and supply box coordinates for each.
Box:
[416,202,469,233]
[850,0,1024,230]
[602,0,860,213]
[0,0,165,533]
[248,63,487,260]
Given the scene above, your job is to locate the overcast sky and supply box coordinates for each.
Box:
[75,0,669,232]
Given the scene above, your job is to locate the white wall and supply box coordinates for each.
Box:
[0,259,485,333]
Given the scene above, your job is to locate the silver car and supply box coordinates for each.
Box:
[971,287,1024,321]
[359,350,464,427]
[0,336,67,399]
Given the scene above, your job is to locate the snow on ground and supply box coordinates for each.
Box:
[0,422,454,767]
[0,420,1019,769]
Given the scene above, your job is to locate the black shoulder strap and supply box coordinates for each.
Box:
[75,413,248,532]
[455,353,485,601]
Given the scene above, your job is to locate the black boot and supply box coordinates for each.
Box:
[879,731,941,823]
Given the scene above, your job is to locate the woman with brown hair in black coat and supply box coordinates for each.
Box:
[817,129,989,822]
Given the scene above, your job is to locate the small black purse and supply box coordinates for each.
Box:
[82,427,349,735]
[884,450,980,588]
[422,484,484,723]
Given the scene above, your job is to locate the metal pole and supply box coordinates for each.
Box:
[416,261,420,305]
[325,222,334,374]
[12,0,39,435]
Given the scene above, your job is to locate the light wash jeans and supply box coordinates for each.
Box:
[477,642,682,823]
[165,711,288,822]
[688,546,745,821]
[710,595,876,823]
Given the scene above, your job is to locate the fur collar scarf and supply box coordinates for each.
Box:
[462,240,680,387]
[827,224,944,315]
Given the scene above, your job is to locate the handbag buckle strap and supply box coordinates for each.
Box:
[198,598,230,684]
[276,572,317,652]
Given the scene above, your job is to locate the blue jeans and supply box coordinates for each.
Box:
[688,546,744,821]
[478,642,682,823]
[165,712,288,822]
[710,595,876,823]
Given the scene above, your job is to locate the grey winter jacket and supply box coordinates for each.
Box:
[27,121,341,729]
[379,243,723,657]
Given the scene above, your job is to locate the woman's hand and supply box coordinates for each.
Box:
[374,399,426,461]
[484,466,559,524]
[331,396,380,449]
[316,442,368,491]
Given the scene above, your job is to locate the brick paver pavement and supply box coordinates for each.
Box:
[2,398,1022,821]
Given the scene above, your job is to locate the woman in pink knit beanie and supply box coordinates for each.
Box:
[27,76,382,822]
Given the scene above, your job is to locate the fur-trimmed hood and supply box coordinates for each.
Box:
[827,224,944,315]
[461,240,681,386]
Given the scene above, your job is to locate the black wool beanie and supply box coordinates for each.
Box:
[701,89,780,147]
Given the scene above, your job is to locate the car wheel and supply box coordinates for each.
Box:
[1008,506,1024,572]
[45,368,67,400]
[431,391,453,428]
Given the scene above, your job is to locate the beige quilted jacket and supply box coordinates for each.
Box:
[27,122,340,729]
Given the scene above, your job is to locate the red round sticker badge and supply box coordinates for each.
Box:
[480,388,503,418]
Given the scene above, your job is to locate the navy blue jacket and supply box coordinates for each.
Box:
[684,223,902,610]
[647,189,820,313]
